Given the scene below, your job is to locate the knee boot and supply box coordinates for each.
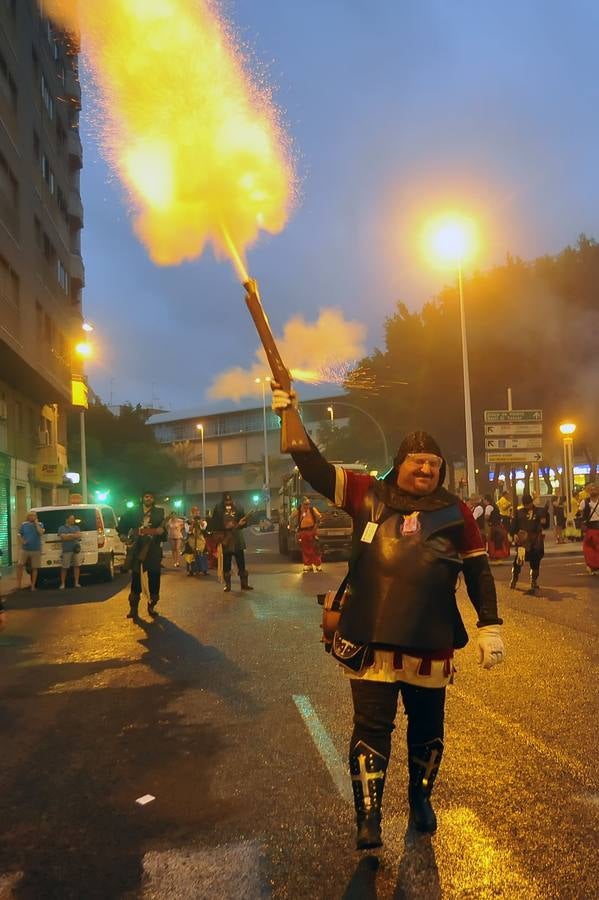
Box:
[509,562,520,590]
[240,570,253,590]
[148,594,159,616]
[223,572,231,592]
[126,593,140,619]
[350,740,387,850]
[528,569,539,594]
[408,738,443,833]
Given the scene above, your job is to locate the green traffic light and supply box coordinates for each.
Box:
[126,500,135,509]
[252,494,260,503]
[173,499,183,509]
[95,489,109,502]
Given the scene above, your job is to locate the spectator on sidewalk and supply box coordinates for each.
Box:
[496,491,513,533]
[16,511,45,591]
[167,513,184,568]
[58,513,83,589]
[552,494,566,544]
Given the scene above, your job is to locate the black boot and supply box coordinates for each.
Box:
[509,562,520,589]
[350,741,387,850]
[148,595,159,616]
[223,572,231,593]
[126,593,140,619]
[527,570,539,594]
[408,738,443,834]
[240,570,253,590]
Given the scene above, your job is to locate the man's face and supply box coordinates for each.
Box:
[589,487,599,500]
[396,453,442,495]
[27,512,37,522]
[66,515,75,526]
[143,493,154,507]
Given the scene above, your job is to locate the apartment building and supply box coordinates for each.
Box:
[0,1,84,564]
[147,395,349,515]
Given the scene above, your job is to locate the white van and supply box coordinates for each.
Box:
[31,504,126,583]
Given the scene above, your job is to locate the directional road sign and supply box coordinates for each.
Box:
[485,450,543,464]
[485,437,543,450]
[484,409,543,423]
[484,423,543,436]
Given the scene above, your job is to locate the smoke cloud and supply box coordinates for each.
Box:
[208,309,367,401]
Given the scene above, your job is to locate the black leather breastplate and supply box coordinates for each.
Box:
[339,486,469,650]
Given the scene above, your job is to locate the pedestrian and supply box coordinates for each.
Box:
[292,496,323,573]
[118,491,166,619]
[210,493,253,592]
[579,483,599,574]
[167,513,184,568]
[184,507,209,576]
[552,494,567,544]
[58,513,83,589]
[16,510,45,591]
[509,493,547,593]
[486,500,510,561]
[496,490,513,533]
[272,386,504,849]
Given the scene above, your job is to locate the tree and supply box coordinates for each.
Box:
[67,401,182,510]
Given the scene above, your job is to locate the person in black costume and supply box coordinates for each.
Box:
[272,387,505,850]
[210,493,253,592]
[118,491,166,618]
[509,493,547,593]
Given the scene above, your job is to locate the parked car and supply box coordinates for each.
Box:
[30,504,126,583]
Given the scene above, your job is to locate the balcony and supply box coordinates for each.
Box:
[0,191,19,241]
[64,66,81,109]
[68,188,83,227]
[69,251,85,286]
[0,291,20,343]
[67,128,83,170]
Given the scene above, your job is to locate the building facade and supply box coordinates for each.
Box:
[0,1,84,564]
[148,395,349,516]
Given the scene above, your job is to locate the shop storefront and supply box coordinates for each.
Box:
[0,451,11,566]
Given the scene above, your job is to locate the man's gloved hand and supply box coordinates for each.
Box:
[477,625,505,669]
[271,384,298,415]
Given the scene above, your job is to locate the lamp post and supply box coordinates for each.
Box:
[196,423,206,516]
[73,333,93,503]
[559,423,576,520]
[425,213,478,497]
[327,405,334,422]
[328,400,390,469]
[255,377,271,519]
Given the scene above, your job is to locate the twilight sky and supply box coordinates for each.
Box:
[81,0,599,411]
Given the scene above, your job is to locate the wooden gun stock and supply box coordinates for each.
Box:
[244,278,311,453]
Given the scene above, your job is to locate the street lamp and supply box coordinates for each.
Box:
[328,400,390,469]
[327,405,334,422]
[73,326,93,503]
[559,423,576,520]
[424,212,478,497]
[196,423,206,516]
[255,377,271,519]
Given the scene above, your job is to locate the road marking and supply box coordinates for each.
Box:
[453,687,595,789]
[141,840,264,899]
[292,694,353,802]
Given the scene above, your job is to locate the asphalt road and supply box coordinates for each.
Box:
[0,533,597,899]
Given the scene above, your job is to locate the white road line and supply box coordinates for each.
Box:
[292,694,353,802]
[452,687,595,789]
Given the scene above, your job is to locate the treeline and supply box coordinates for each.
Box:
[319,235,599,488]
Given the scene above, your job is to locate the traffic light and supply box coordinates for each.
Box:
[173,499,183,509]
[252,494,260,504]
[95,489,110,502]
[125,500,135,509]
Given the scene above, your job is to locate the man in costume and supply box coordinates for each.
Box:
[291,496,323,572]
[272,386,504,849]
[509,493,547,594]
[210,493,253,592]
[118,491,166,619]
[579,482,599,574]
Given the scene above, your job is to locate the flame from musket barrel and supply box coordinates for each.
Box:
[42,0,295,271]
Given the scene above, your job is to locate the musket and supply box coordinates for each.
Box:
[243,278,311,453]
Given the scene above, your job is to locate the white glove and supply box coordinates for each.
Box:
[271,386,298,415]
[477,625,505,669]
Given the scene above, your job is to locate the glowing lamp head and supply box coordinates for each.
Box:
[81,321,94,333]
[559,423,576,436]
[75,340,92,359]
[423,213,478,268]
[196,423,203,432]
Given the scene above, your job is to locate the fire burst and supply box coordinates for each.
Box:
[42,0,296,271]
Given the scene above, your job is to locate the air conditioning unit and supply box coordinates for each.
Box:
[0,400,7,420]
[38,428,50,447]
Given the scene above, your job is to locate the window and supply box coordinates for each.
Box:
[41,72,54,119]
[43,233,56,264]
[56,119,66,147]
[34,216,42,248]
[41,153,54,194]
[57,259,69,293]
[0,49,17,111]
[33,130,40,161]
[56,185,68,219]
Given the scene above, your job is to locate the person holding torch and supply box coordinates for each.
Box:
[271,385,505,850]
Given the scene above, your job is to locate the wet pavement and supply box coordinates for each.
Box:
[0,534,597,898]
